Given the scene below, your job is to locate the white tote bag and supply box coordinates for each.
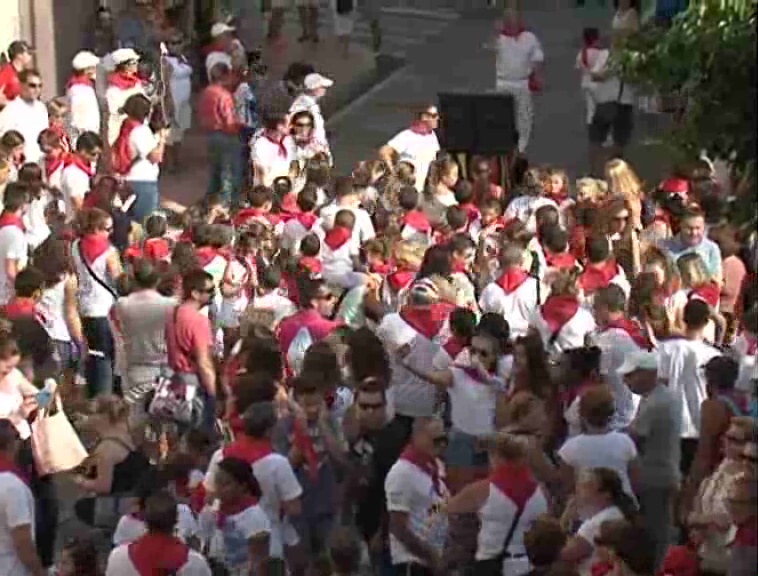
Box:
[31,396,88,476]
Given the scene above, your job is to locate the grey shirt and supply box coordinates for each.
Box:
[630,385,682,488]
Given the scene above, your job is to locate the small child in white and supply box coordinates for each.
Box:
[321,209,367,290]
[576,27,604,125]
[252,266,297,327]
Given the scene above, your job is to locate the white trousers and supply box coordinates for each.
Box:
[497,82,534,153]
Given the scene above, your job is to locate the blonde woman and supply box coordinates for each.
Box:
[605,159,643,228]
[672,253,725,342]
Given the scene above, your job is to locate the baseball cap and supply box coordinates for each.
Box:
[210,22,235,37]
[72,51,100,71]
[304,73,334,91]
[617,349,659,375]
[111,48,140,66]
[7,41,33,60]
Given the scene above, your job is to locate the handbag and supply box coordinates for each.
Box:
[31,395,88,476]
[473,503,526,575]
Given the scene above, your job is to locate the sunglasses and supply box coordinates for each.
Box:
[294,122,312,128]
[316,292,335,302]
[104,226,114,233]
[27,83,42,88]
[358,401,385,412]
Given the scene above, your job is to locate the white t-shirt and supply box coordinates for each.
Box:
[251,134,296,187]
[495,31,544,90]
[61,163,93,217]
[479,276,540,339]
[0,98,48,164]
[657,337,722,438]
[576,506,625,576]
[448,366,500,436]
[591,50,635,105]
[318,204,376,246]
[0,369,34,440]
[386,129,440,192]
[385,459,449,566]
[0,225,28,305]
[558,432,638,499]
[732,333,757,393]
[576,46,604,90]
[203,504,270,570]
[321,235,360,290]
[67,83,101,136]
[0,471,35,576]
[204,450,302,558]
[205,51,232,81]
[113,504,199,546]
[252,291,297,325]
[504,196,559,234]
[105,544,211,576]
[530,305,597,359]
[281,218,324,253]
[126,124,160,182]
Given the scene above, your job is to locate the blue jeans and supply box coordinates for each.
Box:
[127,180,160,224]
[82,317,114,398]
[207,131,243,206]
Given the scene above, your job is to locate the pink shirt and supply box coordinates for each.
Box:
[720,255,746,313]
[165,304,212,374]
[277,308,339,370]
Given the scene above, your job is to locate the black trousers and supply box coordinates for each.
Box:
[18,440,58,568]
[393,563,434,576]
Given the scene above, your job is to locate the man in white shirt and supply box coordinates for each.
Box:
[657,299,722,475]
[66,51,101,143]
[60,132,102,217]
[0,419,45,576]
[0,184,30,305]
[319,176,375,246]
[379,105,441,192]
[289,73,332,147]
[0,69,48,164]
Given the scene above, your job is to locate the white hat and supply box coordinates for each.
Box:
[210,22,235,37]
[618,349,659,375]
[72,51,100,70]
[111,48,140,66]
[304,73,334,91]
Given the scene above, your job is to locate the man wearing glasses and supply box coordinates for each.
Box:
[0,69,48,164]
[379,105,441,193]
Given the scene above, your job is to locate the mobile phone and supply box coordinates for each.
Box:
[35,390,52,409]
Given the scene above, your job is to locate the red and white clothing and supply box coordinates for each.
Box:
[399,210,432,244]
[0,214,28,304]
[201,499,270,573]
[0,460,35,576]
[218,257,257,329]
[447,366,502,437]
[732,332,757,393]
[66,74,100,141]
[386,124,440,192]
[252,290,297,326]
[73,235,117,317]
[105,533,211,576]
[476,462,548,576]
[479,268,539,338]
[278,309,340,376]
[204,436,302,558]
[531,295,596,358]
[321,226,361,290]
[61,156,95,216]
[385,449,449,566]
[575,43,605,124]
[251,133,296,187]
[113,505,199,546]
[0,63,21,103]
[0,96,49,164]
[380,268,417,313]
[319,204,376,246]
[105,72,144,145]
[590,319,649,428]
[578,259,630,307]
[658,336,722,438]
[281,212,322,253]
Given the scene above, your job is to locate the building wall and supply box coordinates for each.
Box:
[0,0,24,54]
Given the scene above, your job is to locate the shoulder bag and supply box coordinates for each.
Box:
[473,502,527,576]
[75,239,119,300]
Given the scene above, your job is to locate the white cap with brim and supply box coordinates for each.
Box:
[111,48,140,66]
[618,349,659,376]
[304,73,334,91]
[72,51,100,70]
[210,22,235,37]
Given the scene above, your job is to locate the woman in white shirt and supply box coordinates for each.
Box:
[422,154,459,228]
[111,93,166,224]
[560,468,639,576]
[163,34,193,169]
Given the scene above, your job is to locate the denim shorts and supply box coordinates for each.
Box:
[445,428,489,468]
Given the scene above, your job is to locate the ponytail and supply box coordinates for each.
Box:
[593,467,638,521]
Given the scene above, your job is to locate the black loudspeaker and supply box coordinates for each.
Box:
[438,92,517,155]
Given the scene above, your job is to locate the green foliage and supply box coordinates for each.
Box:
[617,0,757,172]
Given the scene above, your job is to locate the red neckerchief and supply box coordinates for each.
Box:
[369,260,392,275]
[602,317,650,350]
[490,461,538,508]
[0,212,26,231]
[541,295,579,334]
[295,212,318,230]
[44,151,71,179]
[579,258,619,295]
[298,256,322,275]
[731,519,758,547]
[127,533,189,576]
[450,260,468,274]
[202,40,226,56]
[68,153,95,178]
[195,246,220,268]
[264,131,287,158]
[0,454,30,487]
[223,434,273,465]
[190,483,206,515]
[547,188,569,205]
[689,282,720,308]
[48,123,72,153]
[107,71,141,90]
[496,267,529,295]
[291,419,319,481]
[409,121,432,136]
[591,561,613,576]
[234,207,278,228]
[545,251,577,270]
[1,298,38,321]
[454,364,496,384]
[401,210,431,233]
[561,379,596,410]
[581,38,599,67]
[323,226,352,251]
[66,73,94,90]
[217,496,258,528]
[400,445,443,495]
[459,202,480,225]
[111,117,141,175]
[79,234,110,264]
[387,265,417,292]
[143,238,171,262]
[443,335,468,360]
[399,302,453,340]
[500,23,526,37]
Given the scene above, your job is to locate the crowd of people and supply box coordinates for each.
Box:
[0,1,755,576]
